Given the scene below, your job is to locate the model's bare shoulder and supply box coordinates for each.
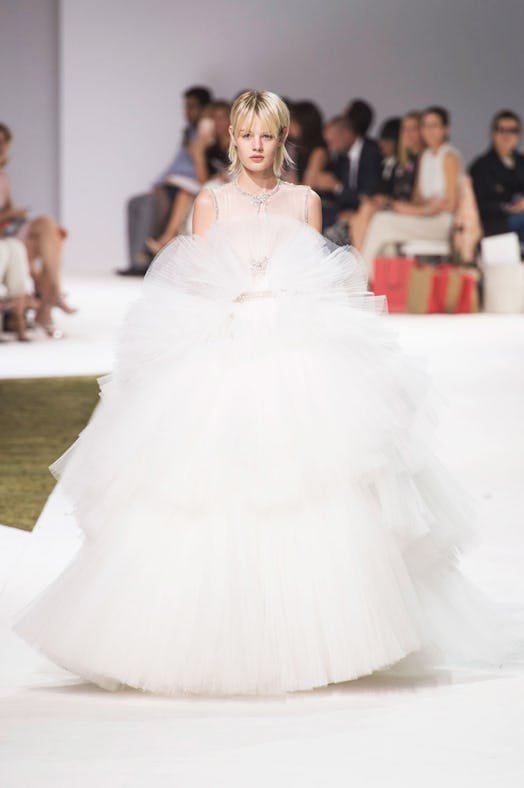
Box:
[194,187,217,212]
[305,185,321,203]
[192,187,218,236]
[305,187,322,231]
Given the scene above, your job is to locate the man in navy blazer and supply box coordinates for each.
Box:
[317,100,382,231]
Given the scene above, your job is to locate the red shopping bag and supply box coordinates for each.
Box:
[408,263,479,314]
[455,270,479,313]
[372,257,416,313]
[430,265,479,313]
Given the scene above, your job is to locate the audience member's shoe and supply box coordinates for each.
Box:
[35,318,64,339]
[116,266,148,277]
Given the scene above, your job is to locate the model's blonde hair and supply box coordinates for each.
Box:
[228,90,293,177]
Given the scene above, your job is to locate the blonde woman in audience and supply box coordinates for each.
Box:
[361,106,462,280]
[392,111,424,201]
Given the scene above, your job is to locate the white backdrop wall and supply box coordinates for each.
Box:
[58,0,523,271]
[0,0,59,217]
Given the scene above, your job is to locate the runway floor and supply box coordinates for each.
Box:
[1,274,523,787]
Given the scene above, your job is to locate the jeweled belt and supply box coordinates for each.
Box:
[233,290,276,303]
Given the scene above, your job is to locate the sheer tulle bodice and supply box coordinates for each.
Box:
[210,178,312,222]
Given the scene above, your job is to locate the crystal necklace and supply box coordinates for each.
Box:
[233,177,281,213]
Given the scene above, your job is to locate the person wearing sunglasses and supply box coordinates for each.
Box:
[469,110,524,242]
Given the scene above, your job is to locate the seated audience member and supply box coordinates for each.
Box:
[391,111,424,203]
[286,101,328,185]
[350,112,423,250]
[0,123,74,338]
[469,110,524,243]
[145,100,231,253]
[361,106,462,280]
[339,99,383,207]
[377,117,401,195]
[122,85,212,275]
[310,100,382,237]
[0,238,34,341]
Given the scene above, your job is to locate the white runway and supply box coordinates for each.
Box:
[1,274,523,787]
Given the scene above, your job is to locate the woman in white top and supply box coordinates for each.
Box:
[13,92,507,696]
[361,106,462,279]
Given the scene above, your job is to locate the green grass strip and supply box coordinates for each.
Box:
[0,376,99,531]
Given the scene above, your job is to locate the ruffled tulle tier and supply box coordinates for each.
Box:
[12,216,508,695]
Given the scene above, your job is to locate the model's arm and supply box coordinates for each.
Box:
[306,189,322,233]
[192,188,217,237]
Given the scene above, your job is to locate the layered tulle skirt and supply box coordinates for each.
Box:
[12,217,507,694]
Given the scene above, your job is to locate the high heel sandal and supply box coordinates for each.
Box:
[36,318,64,339]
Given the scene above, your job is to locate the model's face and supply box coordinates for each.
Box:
[0,131,10,167]
[420,113,448,149]
[401,117,422,154]
[492,118,521,158]
[230,115,282,175]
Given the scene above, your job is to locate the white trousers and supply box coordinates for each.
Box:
[361,210,454,279]
[0,238,33,297]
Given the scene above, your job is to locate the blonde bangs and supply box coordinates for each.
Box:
[228,90,293,177]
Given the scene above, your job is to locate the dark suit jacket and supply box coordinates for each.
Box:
[469,147,524,236]
[330,138,383,211]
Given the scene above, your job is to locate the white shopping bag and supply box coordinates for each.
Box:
[481,232,521,266]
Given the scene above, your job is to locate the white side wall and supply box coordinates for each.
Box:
[0,0,59,217]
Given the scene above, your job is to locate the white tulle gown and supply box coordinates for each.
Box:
[12,180,507,695]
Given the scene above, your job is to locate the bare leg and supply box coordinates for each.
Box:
[346,197,382,252]
[30,267,54,331]
[11,294,30,341]
[25,216,76,314]
[146,191,194,254]
[361,210,454,281]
